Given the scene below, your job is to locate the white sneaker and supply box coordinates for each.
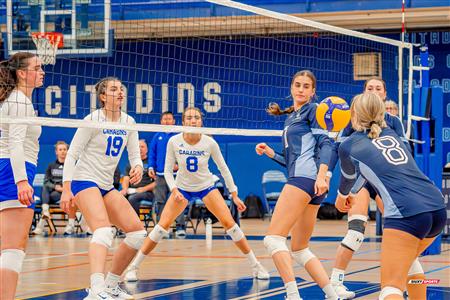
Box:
[84,289,115,300]
[64,224,75,235]
[333,283,355,299]
[32,219,46,235]
[105,285,134,299]
[175,229,186,239]
[252,262,270,280]
[124,266,138,282]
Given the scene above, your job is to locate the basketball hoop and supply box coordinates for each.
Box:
[31,32,64,65]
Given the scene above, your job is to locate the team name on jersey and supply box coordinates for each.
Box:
[178,149,206,156]
[102,129,128,136]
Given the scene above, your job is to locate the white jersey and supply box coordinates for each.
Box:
[0,90,41,183]
[164,133,237,193]
[63,109,142,190]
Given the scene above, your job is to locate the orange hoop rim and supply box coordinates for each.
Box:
[31,32,64,48]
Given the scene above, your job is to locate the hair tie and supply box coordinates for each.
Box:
[369,121,377,127]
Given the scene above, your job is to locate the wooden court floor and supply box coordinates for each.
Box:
[16,219,450,299]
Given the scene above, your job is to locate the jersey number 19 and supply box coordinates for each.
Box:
[106,136,124,157]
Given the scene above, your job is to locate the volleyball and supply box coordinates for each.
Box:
[316,96,351,132]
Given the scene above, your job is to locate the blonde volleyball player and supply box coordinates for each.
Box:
[335,93,446,300]
[255,70,339,300]
[60,77,147,300]
[124,107,269,281]
[0,53,44,300]
[329,77,416,299]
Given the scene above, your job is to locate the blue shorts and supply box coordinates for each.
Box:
[71,180,114,197]
[178,186,217,202]
[286,177,326,205]
[363,182,378,199]
[0,158,36,210]
[384,208,447,239]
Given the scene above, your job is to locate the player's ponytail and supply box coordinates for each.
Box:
[350,93,386,139]
[0,52,36,103]
[266,102,294,115]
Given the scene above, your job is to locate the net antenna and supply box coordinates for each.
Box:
[31,32,64,65]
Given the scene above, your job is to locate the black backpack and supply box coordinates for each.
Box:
[242,194,264,219]
[317,202,346,220]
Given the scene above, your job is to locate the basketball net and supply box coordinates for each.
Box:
[31,32,63,65]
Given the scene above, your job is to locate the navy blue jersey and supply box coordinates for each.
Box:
[338,128,445,218]
[329,112,411,172]
[271,103,332,179]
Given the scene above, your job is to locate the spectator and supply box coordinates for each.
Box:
[149,111,186,238]
[33,141,77,235]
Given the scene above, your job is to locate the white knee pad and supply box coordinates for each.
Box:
[226,224,244,242]
[263,235,289,256]
[148,224,168,243]
[124,230,148,250]
[341,214,367,252]
[291,248,316,267]
[379,286,403,300]
[408,258,424,276]
[91,227,115,248]
[0,249,26,273]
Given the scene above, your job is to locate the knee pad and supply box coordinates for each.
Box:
[91,227,115,248]
[341,214,367,252]
[148,224,168,243]
[379,286,403,300]
[408,258,424,276]
[263,235,289,256]
[124,230,147,250]
[226,224,244,242]
[0,249,26,273]
[291,248,316,267]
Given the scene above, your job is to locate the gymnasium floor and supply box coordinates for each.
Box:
[17,219,450,299]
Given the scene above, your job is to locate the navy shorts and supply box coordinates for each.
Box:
[286,177,326,205]
[384,208,447,239]
[0,158,36,210]
[178,186,217,202]
[363,182,378,199]
[71,180,114,197]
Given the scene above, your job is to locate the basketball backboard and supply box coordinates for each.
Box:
[4,0,113,58]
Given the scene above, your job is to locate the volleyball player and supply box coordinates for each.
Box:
[60,77,147,300]
[0,53,44,300]
[255,70,339,300]
[329,77,412,299]
[335,92,446,300]
[124,107,270,282]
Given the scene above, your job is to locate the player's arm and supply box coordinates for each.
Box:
[211,140,246,211]
[310,107,332,195]
[7,101,34,205]
[255,143,286,166]
[210,140,237,195]
[127,129,143,185]
[61,127,92,212]
[335,143,359,212]
[390,114,412,153]
[163,138,184,202]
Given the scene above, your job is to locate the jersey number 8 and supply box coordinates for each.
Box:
[186,156,198,172]
[372,136,408,165]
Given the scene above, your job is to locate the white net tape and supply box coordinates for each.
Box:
[31,35,60,65]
